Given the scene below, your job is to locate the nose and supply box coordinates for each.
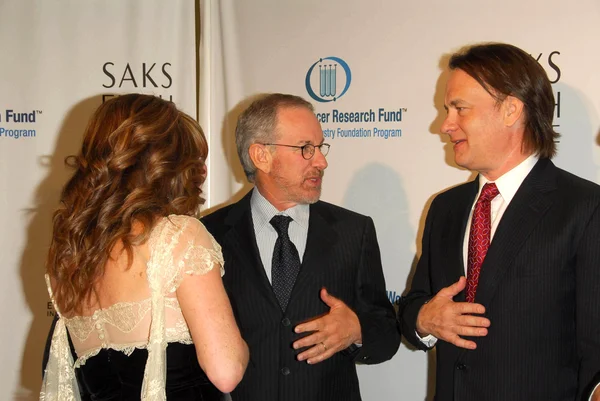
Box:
[312,147,328,170]
[440,112,456,135]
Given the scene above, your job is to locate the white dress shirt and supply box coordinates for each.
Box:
[250,187,310,283]
[419,154,539,347]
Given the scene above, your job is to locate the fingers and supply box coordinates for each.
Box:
[293,331,323,351]
[295,316,323,334]
[320,287,341,308]
[417,290,491,348]
[438,276,467,298]
[457,314,490,328]
[457,302,486,315]
[293,290,361,364]
[448,333,478,350]
[297,342,335,364]
[293,330,335,364]
[454,325,488,337]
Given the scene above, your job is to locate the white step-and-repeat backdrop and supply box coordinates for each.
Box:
[2,0,599,400]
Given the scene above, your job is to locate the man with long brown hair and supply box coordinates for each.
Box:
[400,43,600,401]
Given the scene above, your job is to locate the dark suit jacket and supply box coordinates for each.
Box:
[400,158,600,401]
[202,191,400,401]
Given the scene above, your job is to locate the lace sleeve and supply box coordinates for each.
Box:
[140,215,226,401]
[154,215,224,295]
[181,230,225,277]
[40,275,82,401]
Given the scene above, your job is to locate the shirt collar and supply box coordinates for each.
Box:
[250,187,310,229]
[478,153,539,203]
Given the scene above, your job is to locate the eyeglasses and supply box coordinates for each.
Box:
[261,142,330,160]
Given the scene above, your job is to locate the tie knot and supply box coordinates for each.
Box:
[479,183,499,202]
[270,215,293,236]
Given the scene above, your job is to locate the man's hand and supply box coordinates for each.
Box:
[417,276,490,350]
[293,288,361,364]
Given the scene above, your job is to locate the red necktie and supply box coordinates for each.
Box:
[466,183,499,303]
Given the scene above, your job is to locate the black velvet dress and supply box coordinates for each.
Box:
[76,343,222,401]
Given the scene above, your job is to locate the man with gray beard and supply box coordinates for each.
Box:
[202,93,400,401]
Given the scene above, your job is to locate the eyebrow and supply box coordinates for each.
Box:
[297,139,325,145]
[444,99,466,111]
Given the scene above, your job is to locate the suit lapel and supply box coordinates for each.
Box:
[441,181,479,302]
[222,192,281,309]
[475,158,557,307]
[288,202,337,302]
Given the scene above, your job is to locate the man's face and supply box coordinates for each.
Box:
[266,106,328,205]
[441,69,516,180]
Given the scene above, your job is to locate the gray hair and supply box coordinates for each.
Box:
[235,93,314,182]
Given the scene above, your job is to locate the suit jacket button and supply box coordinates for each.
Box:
[281,367,291,376]
[282,318,291,327]
[456,363,466,371]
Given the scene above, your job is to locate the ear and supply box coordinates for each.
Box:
[503,95,525,127]
[249,143,272,175]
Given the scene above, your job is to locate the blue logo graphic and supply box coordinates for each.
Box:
[305,57,352,103]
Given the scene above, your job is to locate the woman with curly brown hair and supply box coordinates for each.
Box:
[41,94,248,401]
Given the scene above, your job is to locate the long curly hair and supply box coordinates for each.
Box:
[46,94,208,315]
